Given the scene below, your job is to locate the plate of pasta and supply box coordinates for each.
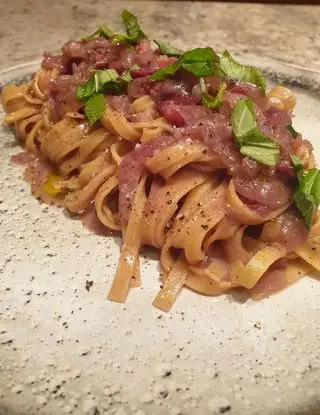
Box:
[1,10,320,312]
[1,9,320,415]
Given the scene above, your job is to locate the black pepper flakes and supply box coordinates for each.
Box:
[85,280,93,292]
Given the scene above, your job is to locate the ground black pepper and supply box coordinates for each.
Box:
[85,280,93,292]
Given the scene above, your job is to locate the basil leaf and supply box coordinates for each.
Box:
[84,25,114,40]
[294,191,316,230]
[240,146,279,166]
[312,172,320,206]
[150,61,181,81]
[154,40,182,57]
[293,168,320,229]
[290,154,303,170]
[76,69,130,102]
[97,69,119,85]
[121,71,132,82]
[181,47,220,77]
[231,99,279,166]
[286,124,299,138]
[300,169,320,199]
[290,154,304,180]
[119,9,147,45]
[85,94,105,125]
[232,99,278,148]
[151,47,219,80]
[86,10,147,46]
[76,76,97,102]
[220,50,266,92]
[181,60,216,77]
[200,78,227,109]
[182,47,219,64]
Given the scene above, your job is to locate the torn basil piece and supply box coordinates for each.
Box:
[76,69,129,102]
[85,94,106,125]
[292,168,320,229]
[115,9,147,45]
[199,78,227,109]
[220,50,266,92]
[231,99,279,166]
[240,146,279,166]
[154,40,182,57]
[286,124,299,138]
[83,25,114,41]
[290,154,304,179]
[151,47,220,80]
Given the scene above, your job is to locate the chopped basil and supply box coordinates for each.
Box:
[294,192,317,230]
[290,154,304,178]
[181,47,220,77]
[76,76,97,102]
[286,124,299,138]
[293,168,320,229]
[219,50,266,92]
[240,146,279,166]
[115,9,147,45]
[122,9,146,39]
[199,78,227,109]
[121,70,132,83]
[231,99,279,166]
[83,25,114,40]
[84,10,146,46]
[97,69,120,89]
[84,94,106,125]
[154,40,182,57]
[76,69,129,102]
[151,48,265,92]
[151,47,219,80]
[150,60,181,81]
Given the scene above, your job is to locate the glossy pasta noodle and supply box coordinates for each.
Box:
[2,11,320,311]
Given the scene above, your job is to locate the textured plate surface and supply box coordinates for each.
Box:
[0,60,320,415]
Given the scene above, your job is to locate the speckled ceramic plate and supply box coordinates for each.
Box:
[0,58,320,415]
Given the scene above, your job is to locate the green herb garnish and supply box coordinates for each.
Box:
[121,9,147,43]
[76,69,130,102]
[83,9,146,46]
[181,48,220,77]
[112,9,147,45]
[231,99,279,166]
[84,94,106,125]
[151,48,266,91]
[76,68,134,125]
[84,25,114,41]
[293,168,320,229]
[151,47,220,80]
[219,50,266,92]
[286,124,299,138]
[199,78,227,109]
[154,40,182,57]
[150,61,181,81]
[290,154,304,178]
